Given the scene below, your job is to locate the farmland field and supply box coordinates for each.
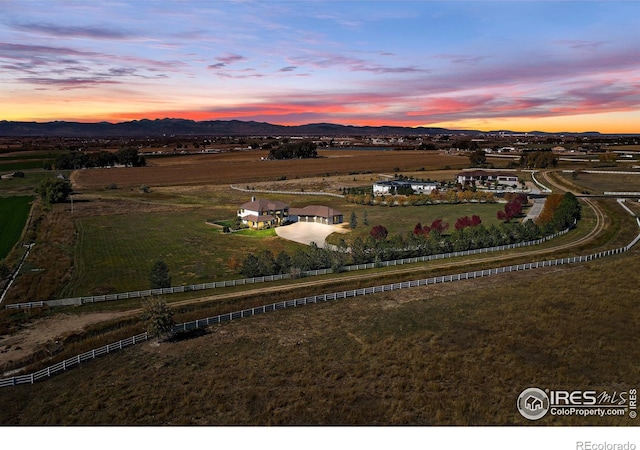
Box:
[0,196,33,260]
[71,149,471,189]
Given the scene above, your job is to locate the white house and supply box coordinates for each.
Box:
[373,180,439,195]
[456,170,519,186]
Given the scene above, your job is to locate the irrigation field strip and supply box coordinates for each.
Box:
[2,220,639,389]
[6,228,571,309]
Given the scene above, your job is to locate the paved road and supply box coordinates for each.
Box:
[524,198,546,221]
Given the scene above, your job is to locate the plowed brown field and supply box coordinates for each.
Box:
[71,149,469,189]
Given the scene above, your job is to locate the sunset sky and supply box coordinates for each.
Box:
[1,1,639,133]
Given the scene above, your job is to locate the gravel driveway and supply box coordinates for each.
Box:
[275,222,349,247]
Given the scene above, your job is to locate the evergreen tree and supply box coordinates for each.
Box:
[149,260,171,289]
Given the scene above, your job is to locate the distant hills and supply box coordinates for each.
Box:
[0,118,616,138]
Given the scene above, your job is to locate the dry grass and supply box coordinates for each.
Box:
[1,248,638,425]
[570,172,640,194]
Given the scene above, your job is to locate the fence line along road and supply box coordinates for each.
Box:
[2,227,639,389]
[5,228,570,310]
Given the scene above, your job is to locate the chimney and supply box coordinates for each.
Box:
[251,196,256,202]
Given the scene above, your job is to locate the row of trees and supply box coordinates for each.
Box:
[536,192,581,231]
[50,147,146,170]
[519,151,559,169]
[240,243,346,278]
[267,140,318,160]
[345,189,495,206]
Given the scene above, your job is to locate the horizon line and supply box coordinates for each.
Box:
[2,118,639,136]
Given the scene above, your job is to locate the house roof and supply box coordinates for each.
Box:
[289,205,342,218]
[243,214,275,223]
[456,170,516,178]
[240,198,289,212]
[374,180,437,187]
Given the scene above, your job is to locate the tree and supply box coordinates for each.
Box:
[275,251,292,274]
[363,210,369,226]
[428,219,449,235]
[117,147,146,167]
[149,260,171,289]
[455,215,482,230]
[141,297,175,340]
[350,211,357,229]
[520,151,558,169]
[370,225,388,240]
[413,222,424,236]
[35,178,72,204]
[268,140,317,159]
[497,195,526,222]
[468,149,487,166]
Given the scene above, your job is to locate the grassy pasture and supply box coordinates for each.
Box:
[61,209,305,297]
[569,171,640,194]
[0,196,33,260]
[1,248,638,425]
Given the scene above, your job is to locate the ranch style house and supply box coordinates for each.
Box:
[238,197,343,229]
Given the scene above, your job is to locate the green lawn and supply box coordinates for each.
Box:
[0,196,33,260]
[0,161,44,172]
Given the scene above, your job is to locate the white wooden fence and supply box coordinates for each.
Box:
[2,227,638,389]
[5,228,570,309]
[0,333,148,388]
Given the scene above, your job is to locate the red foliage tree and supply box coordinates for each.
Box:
[429,219,449,234]
[455,215,483,230]
[498,195,526,222]
[370,225,389,240]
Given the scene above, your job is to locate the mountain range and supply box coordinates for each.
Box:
[0,118,609,138]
